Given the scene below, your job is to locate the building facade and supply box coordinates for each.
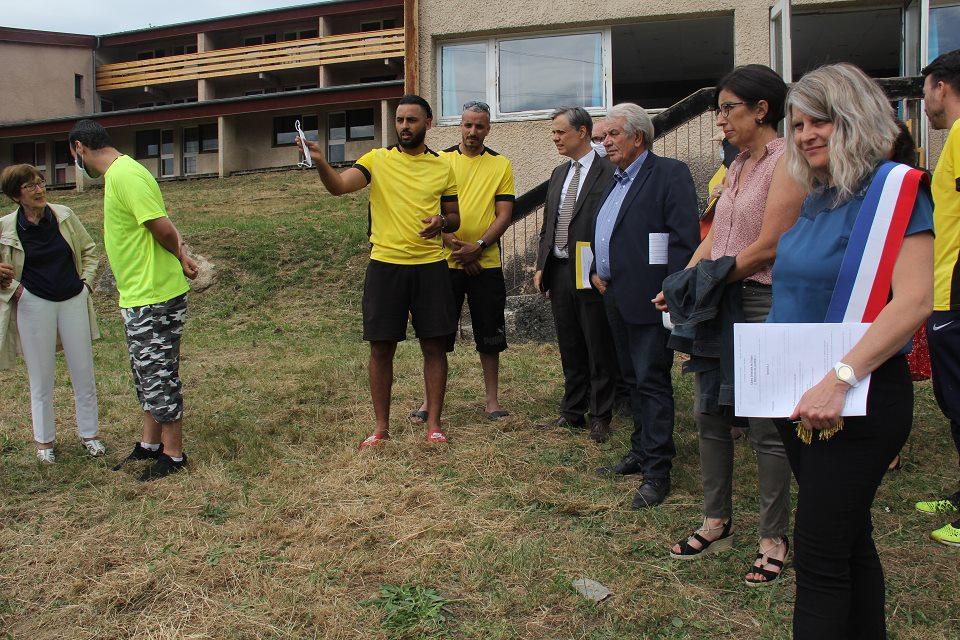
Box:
[416,0,960,192]
[0,0,412,188]
[1,1,958,194]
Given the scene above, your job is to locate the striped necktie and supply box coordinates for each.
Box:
[554,161,581,252]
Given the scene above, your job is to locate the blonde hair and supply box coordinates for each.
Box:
[785,63,898,204]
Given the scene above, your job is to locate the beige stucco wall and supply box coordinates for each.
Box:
[0,42,95,124]
[415,0,910,194]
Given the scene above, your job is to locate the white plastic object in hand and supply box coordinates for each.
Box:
[662,311,674,331]
[295,120,313,168]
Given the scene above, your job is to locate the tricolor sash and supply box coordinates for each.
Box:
[825,161,928,323]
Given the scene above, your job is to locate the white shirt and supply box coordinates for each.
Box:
[554,148,597,258]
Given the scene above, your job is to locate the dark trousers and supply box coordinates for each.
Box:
[776,356,912,640]
[547,258,618,423]
[603,286,675,480]
[927,311,960,465]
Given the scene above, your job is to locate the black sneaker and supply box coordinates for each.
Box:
[138,453,188,482]
[112,442,163,471]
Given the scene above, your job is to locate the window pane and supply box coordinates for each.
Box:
[302,115,319,141]
[300,29,318,39]
[183,156,198,175]
[329,113,346,141]
[931,6,960,59]
[183,128,200,154]
[498,32,603,113]
[54,140,70,164]
[347,108,375,140]
[328,143,345,163]
[56,167,67,184]
[200,123,219,151]
[161,130,174,155]
[274,115,299,146]
[161,158,174,176]
[440,42,487,118]
[13,142,35,164]
[136,130,160,158]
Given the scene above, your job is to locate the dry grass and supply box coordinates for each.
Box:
[0,171,957,639]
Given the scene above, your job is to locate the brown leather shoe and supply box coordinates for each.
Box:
[588,418,611,443]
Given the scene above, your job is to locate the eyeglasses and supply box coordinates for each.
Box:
[715,101,746,118]
[20,179,45,193]
[463,100,490,113]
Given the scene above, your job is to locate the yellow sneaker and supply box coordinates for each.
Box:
[915,491,960,515]
[930,520,960,548]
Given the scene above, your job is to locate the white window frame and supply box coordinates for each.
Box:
[436,27,613,125]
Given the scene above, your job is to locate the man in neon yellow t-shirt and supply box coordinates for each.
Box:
[69,120,198,482]
[919,50,960,546]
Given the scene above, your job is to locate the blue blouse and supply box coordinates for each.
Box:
[768,170,934,354]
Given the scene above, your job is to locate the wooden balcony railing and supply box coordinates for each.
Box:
[96,28,404,91]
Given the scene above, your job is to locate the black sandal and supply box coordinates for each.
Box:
[408,410,428,424]
[745,537,789,587]
[669,518,733,560]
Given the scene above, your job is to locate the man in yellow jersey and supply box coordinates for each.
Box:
[298,95,461,447]
[919,49,960,547]
[67,119,199,481]
[409,101,515,423]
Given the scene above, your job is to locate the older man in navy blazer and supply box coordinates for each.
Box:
[590,102,699,508]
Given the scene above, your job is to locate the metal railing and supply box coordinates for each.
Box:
[501,76,924,296]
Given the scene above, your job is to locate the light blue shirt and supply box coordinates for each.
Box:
[595,150,648,281]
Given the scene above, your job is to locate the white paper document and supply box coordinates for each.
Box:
[575,241,594,290]
[734,323,872,418]
[648,233,669,265]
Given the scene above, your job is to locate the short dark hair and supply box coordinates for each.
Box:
[891,119,918,167]
[68,119,112,150]
[715,64,788,126]
[922,49,960,94]
[397,94,433,119]
[551,106,593,136]
[0,164,44,201]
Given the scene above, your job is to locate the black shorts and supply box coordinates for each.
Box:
[928,310,960,452]
[362,259,456,342]
[446,267,507,354]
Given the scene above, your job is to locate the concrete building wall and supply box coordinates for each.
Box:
[414,0,912,195]
[0,42,95,124]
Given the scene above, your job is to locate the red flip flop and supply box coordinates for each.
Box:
[426,430,448,444]
[359,433,389,449]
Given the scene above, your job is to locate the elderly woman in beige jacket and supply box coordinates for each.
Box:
[0,164,102,463]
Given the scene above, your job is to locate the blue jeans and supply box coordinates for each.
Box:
[603,287,676,480]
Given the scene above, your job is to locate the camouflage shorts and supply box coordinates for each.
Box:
[121,294,187,424]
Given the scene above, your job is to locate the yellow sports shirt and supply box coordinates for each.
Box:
[933,118,960,311]
[442,145,515,269]
[353,146,458,265]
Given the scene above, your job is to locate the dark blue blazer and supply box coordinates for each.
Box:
[592,151,700,325]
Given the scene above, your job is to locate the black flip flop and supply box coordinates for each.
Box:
[408,410,428,424]
[486,410,510,421]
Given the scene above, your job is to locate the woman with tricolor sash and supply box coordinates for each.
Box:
[768,63,934,639]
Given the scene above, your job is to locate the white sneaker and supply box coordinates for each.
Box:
[36,448,55,464]
[82,439,106,457]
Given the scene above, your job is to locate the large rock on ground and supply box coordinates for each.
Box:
[95,246,216,294]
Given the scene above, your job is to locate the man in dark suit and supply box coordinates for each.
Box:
[590,103,699,508]
[534,106,618,443]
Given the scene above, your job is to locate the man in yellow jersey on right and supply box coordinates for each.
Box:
[409,101,515,423]
[919,49,960,547]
